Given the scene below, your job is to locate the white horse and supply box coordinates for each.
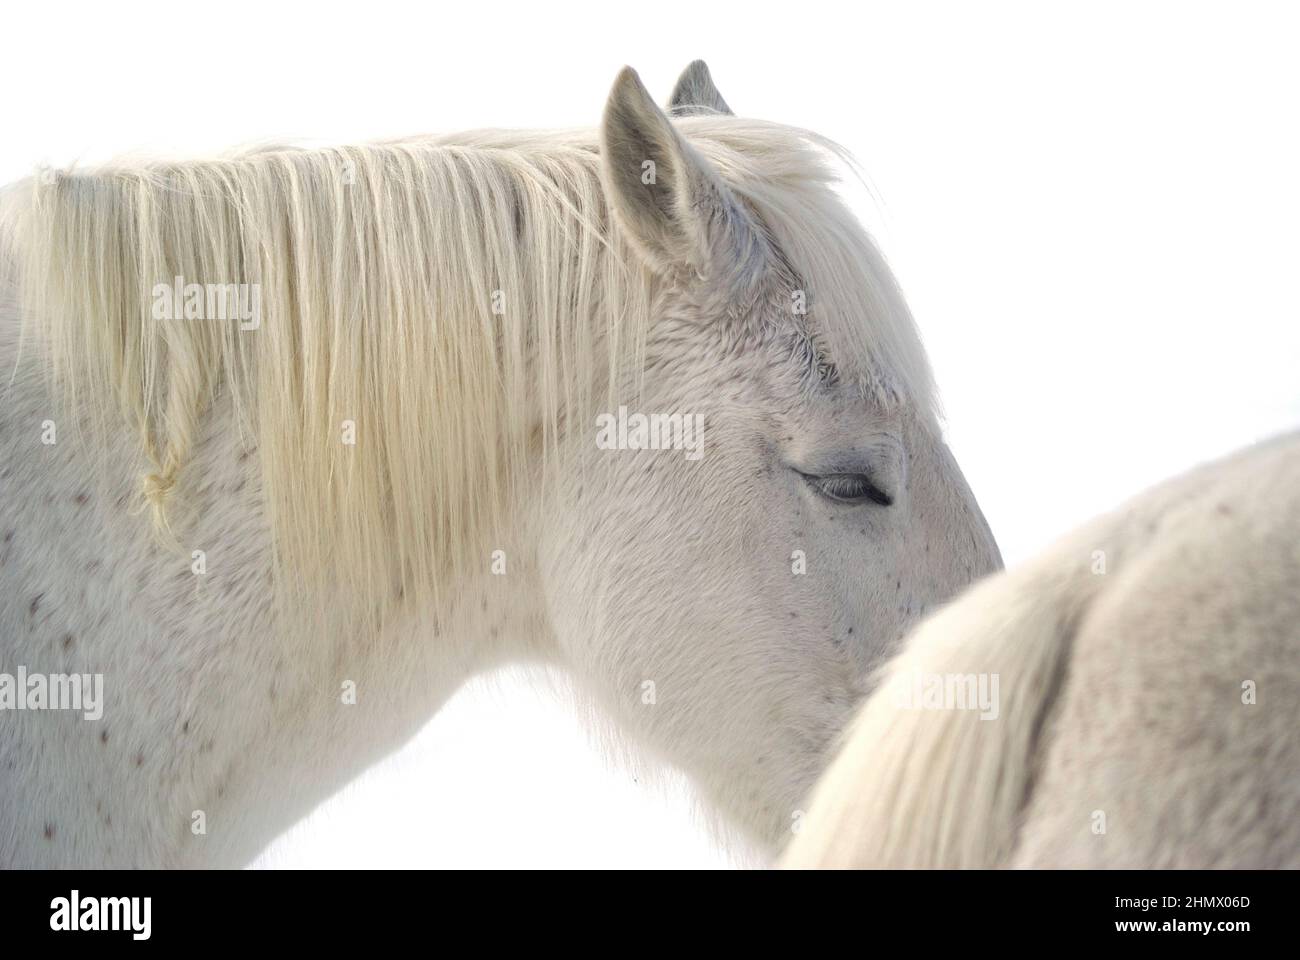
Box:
[0,62,1000,868]
[782,431,1300,868]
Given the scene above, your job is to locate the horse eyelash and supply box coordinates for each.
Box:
[798,471,893,507]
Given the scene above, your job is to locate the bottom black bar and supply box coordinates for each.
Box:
[0,868,1285,946]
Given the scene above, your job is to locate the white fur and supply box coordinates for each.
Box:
[782,432,1300,869]
[0,65,999,867]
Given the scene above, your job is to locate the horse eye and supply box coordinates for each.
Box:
[803,472,893,507]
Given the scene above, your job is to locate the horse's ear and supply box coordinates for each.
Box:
[667,60,734,116]
[600,66,766,288]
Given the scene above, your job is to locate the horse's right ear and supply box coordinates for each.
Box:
[600,66,767,291]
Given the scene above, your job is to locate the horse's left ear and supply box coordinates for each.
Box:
[600,66,767,291]
[667,60,734,116]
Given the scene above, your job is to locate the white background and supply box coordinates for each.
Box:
[5,1,1298,868]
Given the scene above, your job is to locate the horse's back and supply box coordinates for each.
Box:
[1014,431,1300,867]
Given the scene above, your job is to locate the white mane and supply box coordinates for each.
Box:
[2,118,936,629]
